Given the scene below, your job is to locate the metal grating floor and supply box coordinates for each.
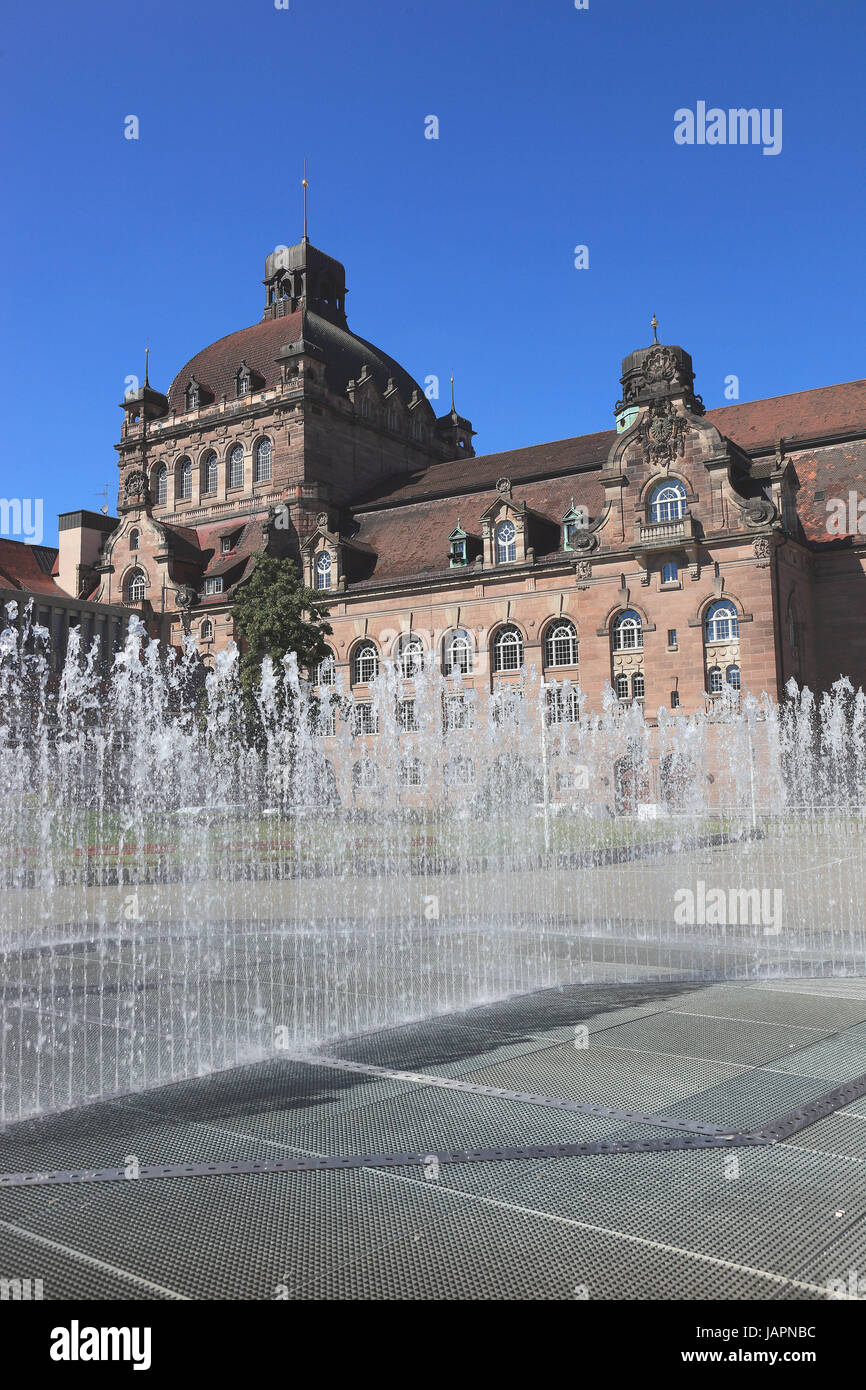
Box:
[2,977,866,1300]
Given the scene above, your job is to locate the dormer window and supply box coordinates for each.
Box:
[562,500,589,550]
[495,519,516,564]
[221,535,233,555]
[315,551,333,590]
[236,364,252,397]
[204,577,223,596]
[185,380,200,412]
[448,520,468,567]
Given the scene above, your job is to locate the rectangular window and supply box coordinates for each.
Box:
[667,629,677,648]
[547,689,580,725]
[221,536,233,555]
[397,699,418,731]
[351,702,379,736]
[671,690,680,709]
[204,577,223,595]
[443,695,474,731]
[662,561,679,584]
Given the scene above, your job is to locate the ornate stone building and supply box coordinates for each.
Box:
[90,232,866,719]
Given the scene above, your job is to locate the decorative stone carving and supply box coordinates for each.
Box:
[570,529,598,553]
[123,469,148,502]
[741,499,776,529]
[643,346,680,385]
[316,511,329,528]
[495,477,511,495]
[636,400,689,468]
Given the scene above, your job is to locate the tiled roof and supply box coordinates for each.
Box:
[166,310,425,413]
[158,376,866,589]
[0,540,64,597]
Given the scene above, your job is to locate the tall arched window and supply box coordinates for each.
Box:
[615,673,630,701]
[726,664,741,690]
[203,451,218,494]
[707,666,724,695]
[177,457,192,500]
[632,671,645,700]
[612,610,643,651]
[127,568,147,604]
[129,529,140,551]
[705,601,739,642]
[316,650,336,686]
[228,444,244,489]
[153,465,167,506]
[649,481,687,523]
[315,551,332,590]
[396,633,425,678]
[495,519,516,563]
[443,628,473,676]
[200,619,213,641]
[353,641,379,685]
[544,620,578,668]
[254,438,272,483]
[492,624,524,673]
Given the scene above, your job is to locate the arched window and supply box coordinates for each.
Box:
[612,610,643,651]
[254,438,272,483]
[492,624,524,673]
[353,641,379,685]
[649,481,687,523]
[200,619,213,641]
[127,568,147,604]
[726,664,741,690]
[705,601,740,642]
[203,452,218,494]
[707,666,724,695]
[495,519,516,563]
[614,673,630,701]
[443,628,473,676]
[444,755,476,788]
[177,457,192,500]
[153,465,167,506]
[315,551,332,590]
[396,633,425,679]
[661,561,679,584]
[316,650,336,686]
[544,620,578,668]
[632,671,645,700]
[228,444,244,489]
[129,529,139,551]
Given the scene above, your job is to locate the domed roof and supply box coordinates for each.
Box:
[167,238,426,413]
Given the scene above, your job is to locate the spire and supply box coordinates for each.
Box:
[450,371,456,413]
[144,344,150,388]
[302,159,309,241]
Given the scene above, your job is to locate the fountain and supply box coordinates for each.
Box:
[2,599,865,1125]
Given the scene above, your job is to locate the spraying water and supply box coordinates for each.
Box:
[2,602,865,1123]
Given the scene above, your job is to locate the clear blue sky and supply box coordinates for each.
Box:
[1,0,863,546]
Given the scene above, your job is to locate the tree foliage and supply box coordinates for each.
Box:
[231,555,332,711]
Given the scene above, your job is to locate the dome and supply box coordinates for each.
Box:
[167,238,426,412]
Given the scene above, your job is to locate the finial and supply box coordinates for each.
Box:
[144,344,150,387]
[450,371,456,413]
[651,313,659,345]
[302,159,309,240]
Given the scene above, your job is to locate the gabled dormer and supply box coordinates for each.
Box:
[301,513,344,592]
[561,498,591,551]
[448,520,468,567]
[234,361,264,398]
[183,377,214,413]
[480,479,533,567]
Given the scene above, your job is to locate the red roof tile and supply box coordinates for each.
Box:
[0,540,64,597]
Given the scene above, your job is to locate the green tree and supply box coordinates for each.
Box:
[232,555,333,717]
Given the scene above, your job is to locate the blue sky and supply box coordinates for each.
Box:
[1,0,864,546]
